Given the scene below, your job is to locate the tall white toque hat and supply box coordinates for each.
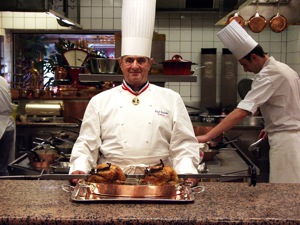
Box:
[121,0,156,57]
[217,20,258,60]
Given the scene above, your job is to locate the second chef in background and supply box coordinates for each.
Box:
[197,20,300,183]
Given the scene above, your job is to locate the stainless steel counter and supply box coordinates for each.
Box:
[201,148,250,181]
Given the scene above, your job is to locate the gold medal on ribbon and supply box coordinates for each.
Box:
[132,97,140,105]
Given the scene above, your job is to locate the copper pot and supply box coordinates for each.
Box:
[227,11,245,27]
[26,149,59,169]
[248,3,266,33]
[269,3,287,33]
[202,150,218,161]
[162,54,196,75]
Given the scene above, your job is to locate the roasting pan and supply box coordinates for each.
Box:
[63,181,205,203]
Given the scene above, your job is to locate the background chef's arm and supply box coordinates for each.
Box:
[197,108,250,143]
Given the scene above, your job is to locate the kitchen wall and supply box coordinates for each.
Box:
[1,0,300,108]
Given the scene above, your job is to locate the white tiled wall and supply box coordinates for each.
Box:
[1,0,300,107]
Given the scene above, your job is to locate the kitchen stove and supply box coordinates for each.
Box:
[8,137,259,186]
[9,129,78,175]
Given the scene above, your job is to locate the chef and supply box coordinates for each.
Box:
[69,0,200,184]
[197,20,300,183]
[0,76,15,176]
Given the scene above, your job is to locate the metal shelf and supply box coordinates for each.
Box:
[79,74,197,83]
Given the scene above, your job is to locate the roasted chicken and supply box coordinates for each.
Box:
[140,160,179,185]
[87,163,126,183]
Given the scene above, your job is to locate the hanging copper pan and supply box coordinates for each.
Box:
[227,11,245,27]
[269,2,287,33]
[248,2,266,33]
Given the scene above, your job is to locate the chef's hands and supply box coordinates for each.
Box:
[69,170,86,186]
[258,129,268,140]
[196,134,210,143]
[185,178,200,187]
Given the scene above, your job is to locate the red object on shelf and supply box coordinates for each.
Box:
[161,54,196,75]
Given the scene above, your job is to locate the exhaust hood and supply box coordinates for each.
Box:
[0,0,81,28]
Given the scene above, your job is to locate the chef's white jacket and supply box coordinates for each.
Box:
[0,76,14,139]
[69,83,200,175]
[0,76,15,165]
[237,56,300,183]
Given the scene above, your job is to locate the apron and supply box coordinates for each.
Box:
[268,131,300,183]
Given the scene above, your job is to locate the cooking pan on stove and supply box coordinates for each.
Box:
[34,136,74,154]
[21,148,59,170]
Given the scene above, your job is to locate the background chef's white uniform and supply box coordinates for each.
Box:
[0,76,15,176]
[69,84,200,174]
[218,21,300,183]
[237,57,300,183]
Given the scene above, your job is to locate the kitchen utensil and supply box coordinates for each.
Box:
[161,54,197,75]
[63,49,89,67]
[198,163,209,173]
[248,1,266,33]
[248,166,257,187]
[202,149,218,161]
[25,103,62,117]
[21,146,59,169]
[50,161,70,173]
[34,134,75,154]
[248,138,263,152]
[227,11,245,27]
[269,1,287,33]
[89,57,120,74]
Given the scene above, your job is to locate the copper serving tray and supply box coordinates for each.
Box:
[63,182,205,203]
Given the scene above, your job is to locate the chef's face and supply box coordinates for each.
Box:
[119,55,154,87]
[239,54,262,74]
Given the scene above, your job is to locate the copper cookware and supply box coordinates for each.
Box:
[227,11,245,27]
[248,2,266,33]
[87,183,182,197]
[269,2,287,33]
[25,148,59,170]
[161,54,197,75]
[65,181,205,202]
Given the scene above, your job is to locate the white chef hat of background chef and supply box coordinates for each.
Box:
[121,0,156,58]
[217,20,258,60]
